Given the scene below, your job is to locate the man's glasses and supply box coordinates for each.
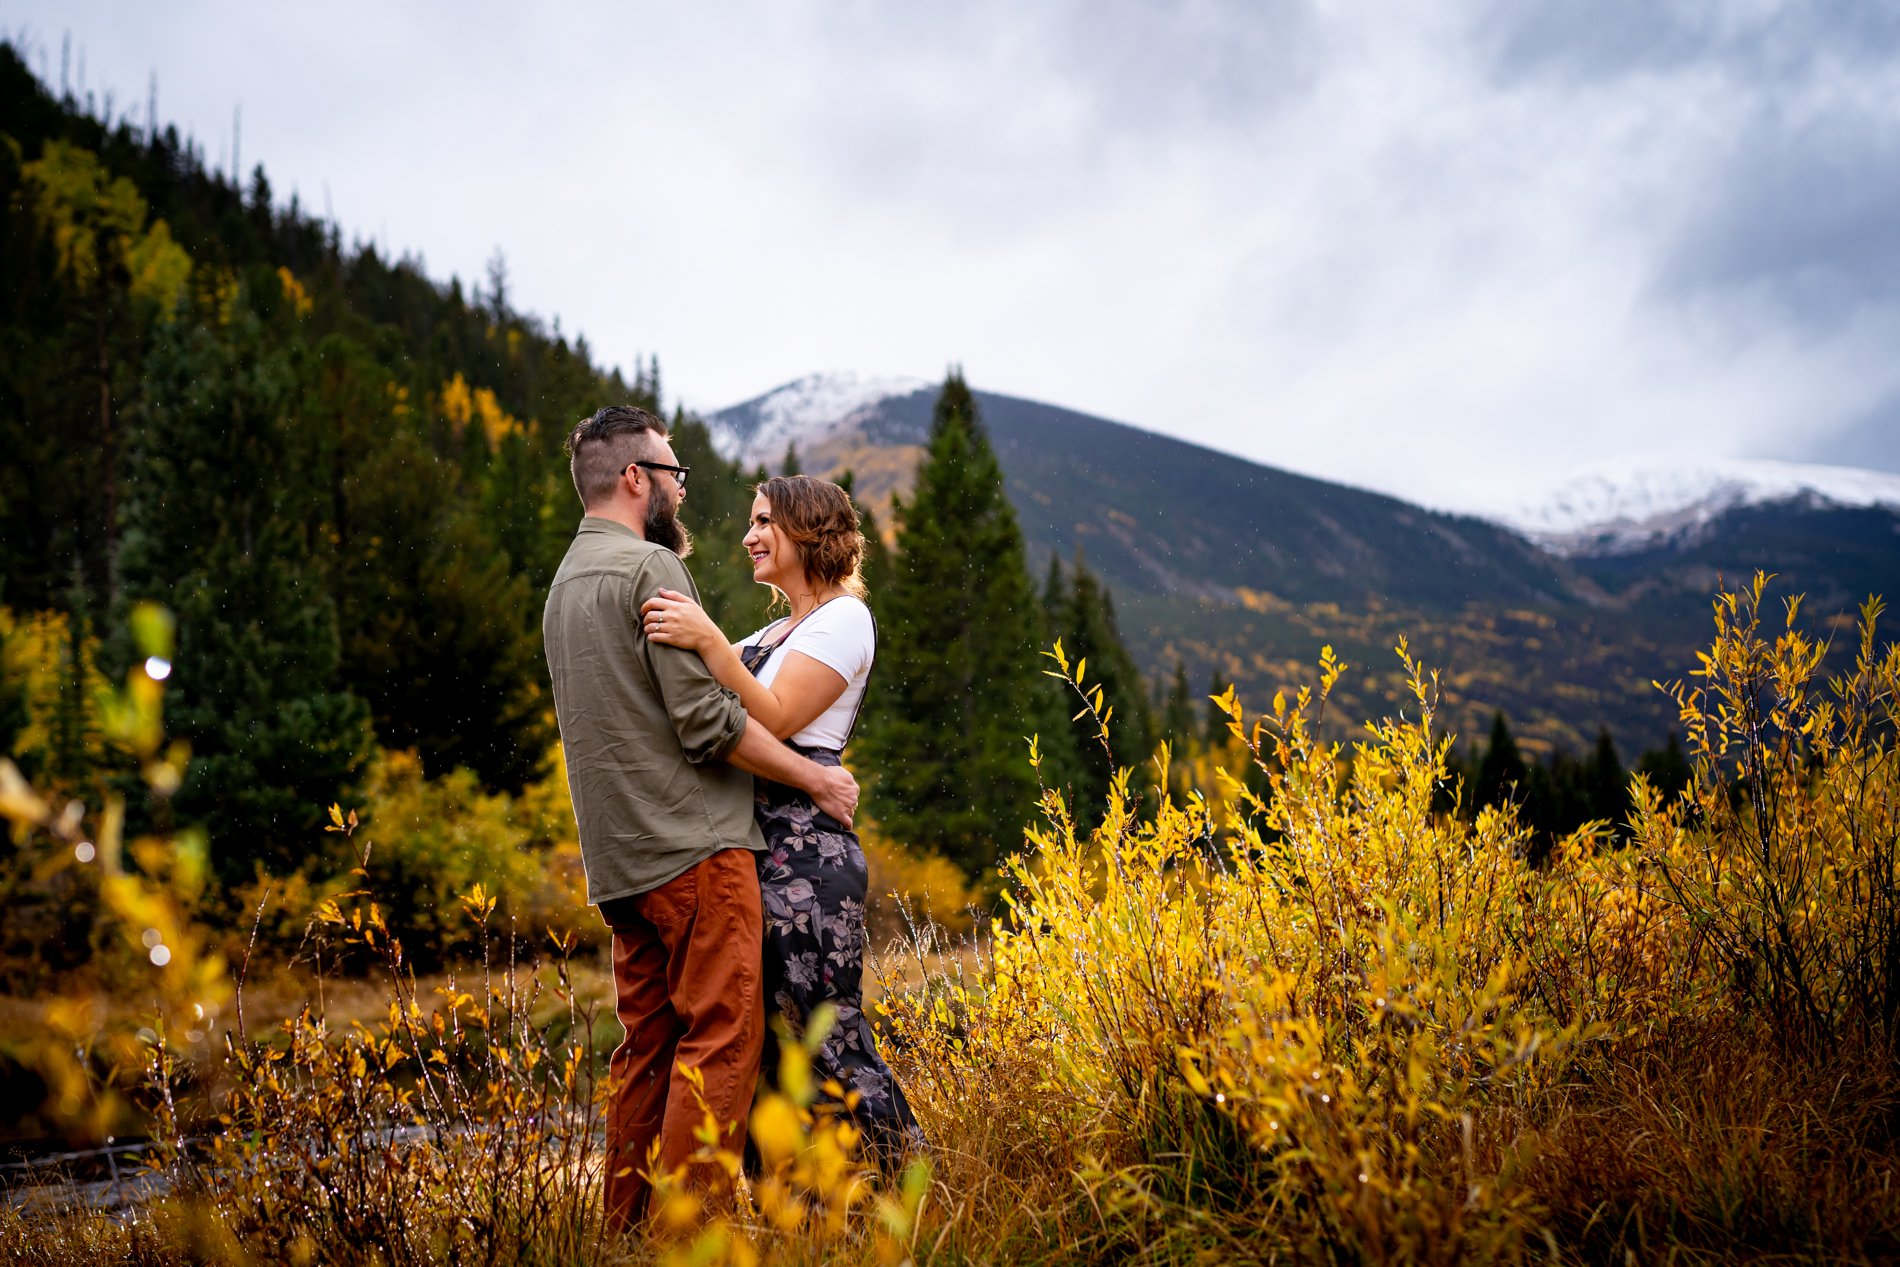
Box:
[631,460,690,490]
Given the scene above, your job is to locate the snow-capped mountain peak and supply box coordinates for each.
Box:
[705,371,929,468]
[1496,459,1900,556]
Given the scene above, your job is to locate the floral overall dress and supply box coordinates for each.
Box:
[741,607,925,1160]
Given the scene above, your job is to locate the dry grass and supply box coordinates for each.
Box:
[1531,1031,1900,1262]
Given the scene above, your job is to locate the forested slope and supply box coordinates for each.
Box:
[0,44,785,891]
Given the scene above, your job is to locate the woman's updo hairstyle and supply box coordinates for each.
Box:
[757,475,868,600]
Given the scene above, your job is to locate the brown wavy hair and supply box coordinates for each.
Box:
[756,475,868,600]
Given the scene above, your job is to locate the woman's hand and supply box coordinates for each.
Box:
[641,589,723,653]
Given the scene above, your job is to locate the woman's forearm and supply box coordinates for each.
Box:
[704,639,789,733]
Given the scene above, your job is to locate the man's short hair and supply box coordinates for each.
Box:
[566,406,669,508]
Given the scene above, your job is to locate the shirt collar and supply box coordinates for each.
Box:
[577,515,643,542]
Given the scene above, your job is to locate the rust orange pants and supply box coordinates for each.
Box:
[598,847,764,1231]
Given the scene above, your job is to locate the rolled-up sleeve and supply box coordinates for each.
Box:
[630,555,750,764]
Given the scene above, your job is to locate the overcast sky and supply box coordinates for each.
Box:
[11,1,1900,510]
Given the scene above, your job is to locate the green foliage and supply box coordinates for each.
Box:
[332,427,548,791]
[116,312,372,885]
[860,372,1058,880]
[346,750,544,971]
[0,136,115,609]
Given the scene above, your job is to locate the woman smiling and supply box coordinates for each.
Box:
[640,474,923,1158]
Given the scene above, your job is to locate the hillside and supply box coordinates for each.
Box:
[0,43,677,885]
[713,377,1586,609]
[712,375,1900,754]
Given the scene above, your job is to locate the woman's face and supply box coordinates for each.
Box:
[743,493,802,590]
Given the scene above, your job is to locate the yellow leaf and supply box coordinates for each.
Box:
[750,1093,804,1166]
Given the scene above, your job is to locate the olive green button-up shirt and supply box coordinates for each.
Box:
[543,517,764,904]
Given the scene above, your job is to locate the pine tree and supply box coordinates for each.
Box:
[838,470,893,600]
[332,429,551,791]
[1027,553,1087,812]
[1162,661,1196,749]
[781,442,801,477]
[1587,728,1628,833]
[1637,732,1693,804]
[1474,712,1527,812]
[1049,547,1154,815]
[859,371,1056,880]
[666,412,772,639]
[118,311,372,886]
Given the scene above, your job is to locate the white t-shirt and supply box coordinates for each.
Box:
[738,596,876,750]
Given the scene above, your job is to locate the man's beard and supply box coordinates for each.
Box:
[645,483,692,557]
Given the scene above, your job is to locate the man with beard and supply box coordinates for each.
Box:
[544,405,860,1230]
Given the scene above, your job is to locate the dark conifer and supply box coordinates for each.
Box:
[1588,728,1628,833]
[859,371,1055,880]
[1475,711,1528,812]
[332,427,552,791]
[1637,732,1694,804]
[840,471,893,600]
[1049,547,1155,814]
[1163,661,1196,750]
[669,413,773,637]
[119,313,372,886]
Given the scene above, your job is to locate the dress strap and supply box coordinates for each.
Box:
[840,606,877,746]
[738,617,794,676]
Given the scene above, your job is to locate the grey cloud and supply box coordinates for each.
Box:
[1803,394,1900,473]
[1475,0,1900,446]
[1008,0,1323,131]
[818,0,1322,129]
[1480,0,1900,86]
[782,0,1323,230]
[1659,109,1900,327]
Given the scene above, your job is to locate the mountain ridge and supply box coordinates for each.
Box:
[704,375,1900,755]
[1497,459,1900,558]
[708,374,1900,572]
[709,374,1590,611]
